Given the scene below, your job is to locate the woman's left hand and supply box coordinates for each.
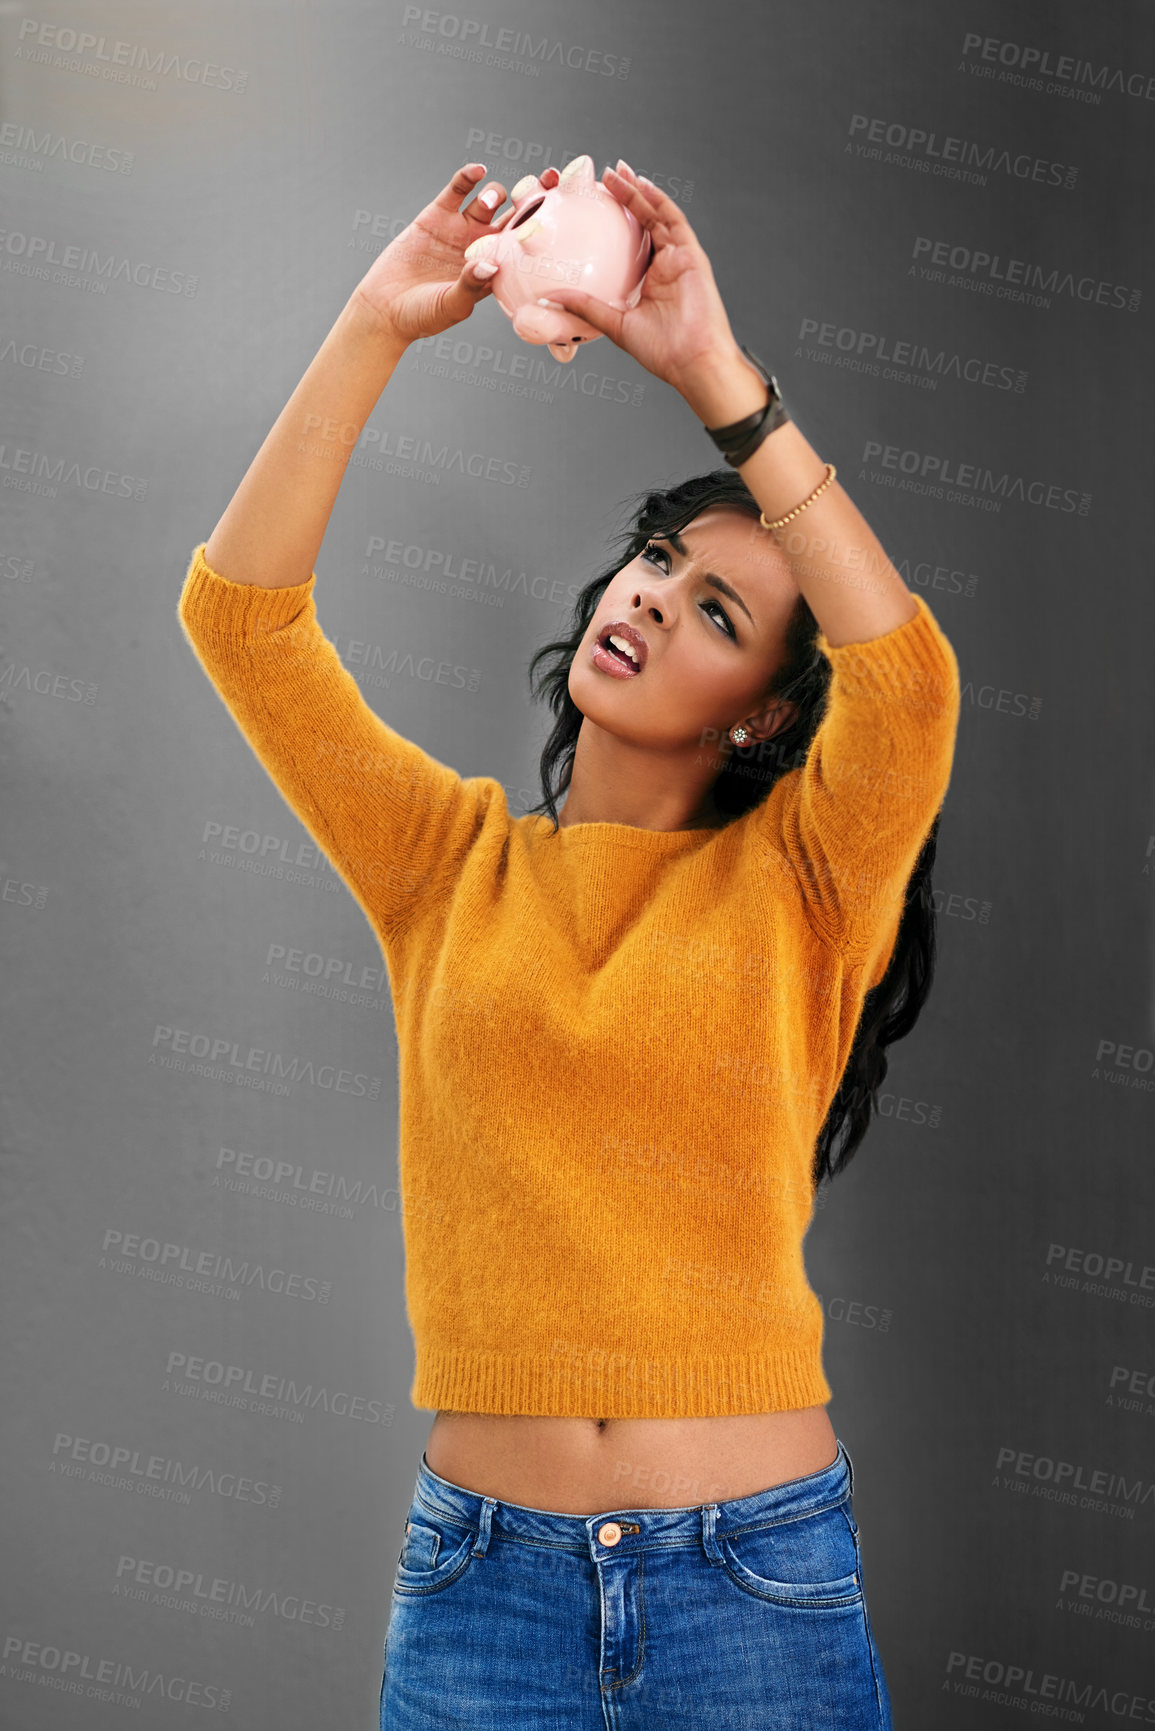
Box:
[537,161,745,402]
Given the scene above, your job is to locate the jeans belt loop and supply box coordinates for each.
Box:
[700,1501,724,1566]
[472,1495,497,1558]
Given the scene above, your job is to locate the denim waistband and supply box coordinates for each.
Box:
[412,1435,854,1560]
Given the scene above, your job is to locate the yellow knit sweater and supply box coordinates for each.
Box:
[177,542,960,1418]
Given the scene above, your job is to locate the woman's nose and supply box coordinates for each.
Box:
[632,591,666,623]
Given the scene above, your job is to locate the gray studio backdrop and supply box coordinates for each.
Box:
[3,0,1154,1725]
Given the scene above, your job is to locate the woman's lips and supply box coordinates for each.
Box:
[591,621,647,678]
[591,639,642,678]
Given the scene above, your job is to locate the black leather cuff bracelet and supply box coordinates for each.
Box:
[704,344,790,469]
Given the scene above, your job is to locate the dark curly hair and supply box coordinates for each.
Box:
[525,467,941,1189]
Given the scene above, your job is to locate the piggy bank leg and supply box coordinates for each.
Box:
[512,304,580,356]
[508,173,543,202]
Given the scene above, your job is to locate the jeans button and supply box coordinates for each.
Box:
[598,1521,622,1546]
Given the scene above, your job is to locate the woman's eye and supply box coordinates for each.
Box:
[702,600,735,638]
[641,541,734,640]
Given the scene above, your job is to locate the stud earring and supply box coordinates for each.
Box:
[729,725,750,745]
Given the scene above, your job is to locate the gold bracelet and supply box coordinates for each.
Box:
[759,462,837,532]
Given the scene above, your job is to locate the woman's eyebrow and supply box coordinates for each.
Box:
[663,529,755,627]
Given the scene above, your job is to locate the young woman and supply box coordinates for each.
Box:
[179,159,960,1730]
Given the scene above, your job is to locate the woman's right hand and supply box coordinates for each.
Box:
[352,162,552,347]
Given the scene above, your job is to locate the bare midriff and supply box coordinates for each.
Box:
[423,1405,839,1517]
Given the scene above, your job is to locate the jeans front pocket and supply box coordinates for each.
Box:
[719,1497,863,1609]
[392,1498,479,1599]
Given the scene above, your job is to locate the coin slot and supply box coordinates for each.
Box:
[509,196,545,228]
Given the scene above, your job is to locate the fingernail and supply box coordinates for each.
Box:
[537,298,565,309]
[616,158,634,175]
[478,188,500,209]
[472,260,499,278]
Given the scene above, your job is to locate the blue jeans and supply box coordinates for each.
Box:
[380,1435,893,1729]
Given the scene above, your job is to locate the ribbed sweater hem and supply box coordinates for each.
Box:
[412,1347,833,1419]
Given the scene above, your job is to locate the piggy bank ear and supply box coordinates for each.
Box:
[556,153,595,190]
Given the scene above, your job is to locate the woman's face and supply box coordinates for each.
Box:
[569,505,801,757]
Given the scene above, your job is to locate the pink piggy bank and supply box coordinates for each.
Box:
[463,154,652,363]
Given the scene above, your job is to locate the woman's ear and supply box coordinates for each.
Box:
[745,697,798,742]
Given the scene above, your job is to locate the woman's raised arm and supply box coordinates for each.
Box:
[203,160,520,590]
[179,163,529,939]
[202,295,408,591]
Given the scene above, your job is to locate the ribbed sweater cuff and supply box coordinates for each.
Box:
[178,542,317,643]
[815,591,960,723]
